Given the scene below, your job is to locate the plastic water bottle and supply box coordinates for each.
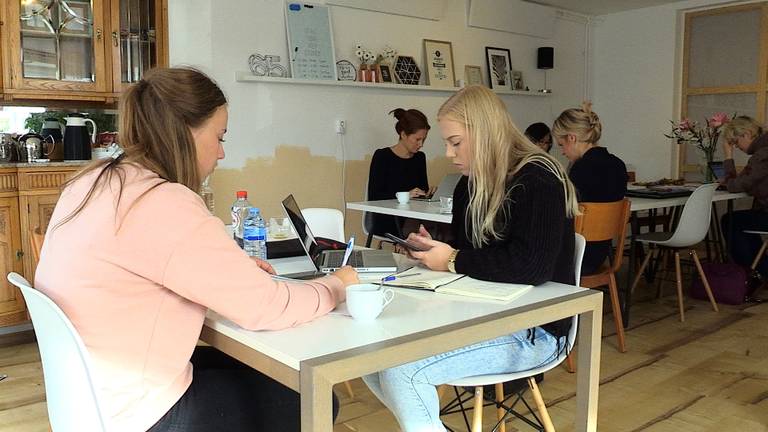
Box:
[201,177,215,214]
[243,207,267,259]
[230,191,251,249]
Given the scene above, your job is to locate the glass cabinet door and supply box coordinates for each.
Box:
[110,0,167,90]
[8,0,108,92]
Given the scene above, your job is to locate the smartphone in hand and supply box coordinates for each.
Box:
[385,233,429,252]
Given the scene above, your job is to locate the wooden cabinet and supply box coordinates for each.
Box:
[0,164,81,328]
[0,0,168,104]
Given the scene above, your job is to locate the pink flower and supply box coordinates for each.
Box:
[708,112,729,128]
[678,118,692,130]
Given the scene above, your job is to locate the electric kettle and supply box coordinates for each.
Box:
[41,118,65,161]
[63,114,97,160]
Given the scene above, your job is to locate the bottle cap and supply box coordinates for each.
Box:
[236,190,248,199]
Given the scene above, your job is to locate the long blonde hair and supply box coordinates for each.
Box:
[438,85,578,247]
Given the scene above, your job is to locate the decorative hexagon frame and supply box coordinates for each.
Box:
[394,56,421,85]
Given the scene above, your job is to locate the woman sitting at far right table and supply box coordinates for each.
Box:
[720,115,768,278]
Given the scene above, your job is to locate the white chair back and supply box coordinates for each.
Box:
[663,183,718,248]
[302,208,345,242]
[7,273,107,432]
[574,233,586,285]
[448,233,586,387]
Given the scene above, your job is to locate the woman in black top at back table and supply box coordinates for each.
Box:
[367,108,433,236]
[525,122,553,152]
[553,102,628,275]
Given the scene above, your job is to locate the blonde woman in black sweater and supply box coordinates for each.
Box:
[362,85,579,432]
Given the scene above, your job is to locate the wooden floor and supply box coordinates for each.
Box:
[1,286,767,431]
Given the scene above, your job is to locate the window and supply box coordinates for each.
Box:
[680,3,768,178]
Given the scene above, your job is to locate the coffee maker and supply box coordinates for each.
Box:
[63,114,97,160]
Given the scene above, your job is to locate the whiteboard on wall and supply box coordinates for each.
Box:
[326,0,445,21]
[285,2,337,80]
[467,0,556,39]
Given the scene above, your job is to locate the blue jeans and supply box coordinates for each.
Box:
[363,328,561,432]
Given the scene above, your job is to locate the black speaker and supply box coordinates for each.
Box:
[537,47,554,70]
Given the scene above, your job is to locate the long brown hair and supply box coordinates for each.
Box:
[55,67,227,229]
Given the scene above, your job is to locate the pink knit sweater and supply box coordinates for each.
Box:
[35,163,342,432]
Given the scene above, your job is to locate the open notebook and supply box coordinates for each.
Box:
[384,267,533,302]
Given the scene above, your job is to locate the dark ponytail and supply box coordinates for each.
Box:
[389,108,430,137]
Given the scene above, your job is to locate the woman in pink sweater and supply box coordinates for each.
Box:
[35,67,358,432]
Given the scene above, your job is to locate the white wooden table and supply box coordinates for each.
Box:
[346,190,750,223]
[200,255,604,431]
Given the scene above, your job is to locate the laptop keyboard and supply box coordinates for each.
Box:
[325,250,364,268]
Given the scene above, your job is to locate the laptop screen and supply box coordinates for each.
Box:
[709,161,725,181]
[281,195,322,261]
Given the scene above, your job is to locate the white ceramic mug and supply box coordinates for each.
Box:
[396,191,410,204]
[346,284,395,321]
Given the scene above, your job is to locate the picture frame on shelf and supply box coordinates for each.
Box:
[423,39,455,88]
[336,60,357,81]
[464,65,482,86]
[485,47,512,90]
[285,2,337,80]
[394,56,421,85]
[512,70,524,90]
[377,64,393,83]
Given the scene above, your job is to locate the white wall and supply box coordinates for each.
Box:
[167,0,589,173]
[591,0,757,181]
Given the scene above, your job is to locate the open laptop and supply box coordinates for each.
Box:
[281,195,398,273]
[708,161,725,181]
[412,173,462,202]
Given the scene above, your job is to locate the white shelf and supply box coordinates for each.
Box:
[234,72,549,97]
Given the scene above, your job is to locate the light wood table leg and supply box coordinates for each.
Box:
[575,299,602,432]
[301,367,335,432]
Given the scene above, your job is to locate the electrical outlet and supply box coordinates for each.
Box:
[335,120,346,135]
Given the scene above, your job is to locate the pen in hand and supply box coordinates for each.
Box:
[394,273,422,278]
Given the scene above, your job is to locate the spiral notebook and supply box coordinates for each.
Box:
[384,267,533,302]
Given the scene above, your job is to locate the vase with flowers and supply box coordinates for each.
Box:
[354,44,375,82]
[666,112,731,182]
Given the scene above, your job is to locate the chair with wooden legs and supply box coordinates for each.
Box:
[575,199,631,353]
[630,183,719,322]
[744,230,768,273]
[439,234,586,432]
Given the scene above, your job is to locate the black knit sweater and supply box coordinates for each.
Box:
[451,163,575,338]
[367,148,429,235]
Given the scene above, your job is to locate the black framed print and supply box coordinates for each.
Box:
[485,47,512,90]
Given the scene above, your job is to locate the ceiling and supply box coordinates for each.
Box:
[525,0,690,15]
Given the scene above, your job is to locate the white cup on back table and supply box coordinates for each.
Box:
[396,191,410,204]
[346,284,395,321]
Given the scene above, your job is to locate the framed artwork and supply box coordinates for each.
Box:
[377,64,393,83]
[336,60,357,81]
[464,65,482,86]
[485,47,512,90]
[423,39,455,88]
[512,71,524,90]
[394,56,421,85]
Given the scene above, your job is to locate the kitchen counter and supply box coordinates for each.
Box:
[0,160,91,168]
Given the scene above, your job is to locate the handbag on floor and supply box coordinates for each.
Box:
[690,262,751,305]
